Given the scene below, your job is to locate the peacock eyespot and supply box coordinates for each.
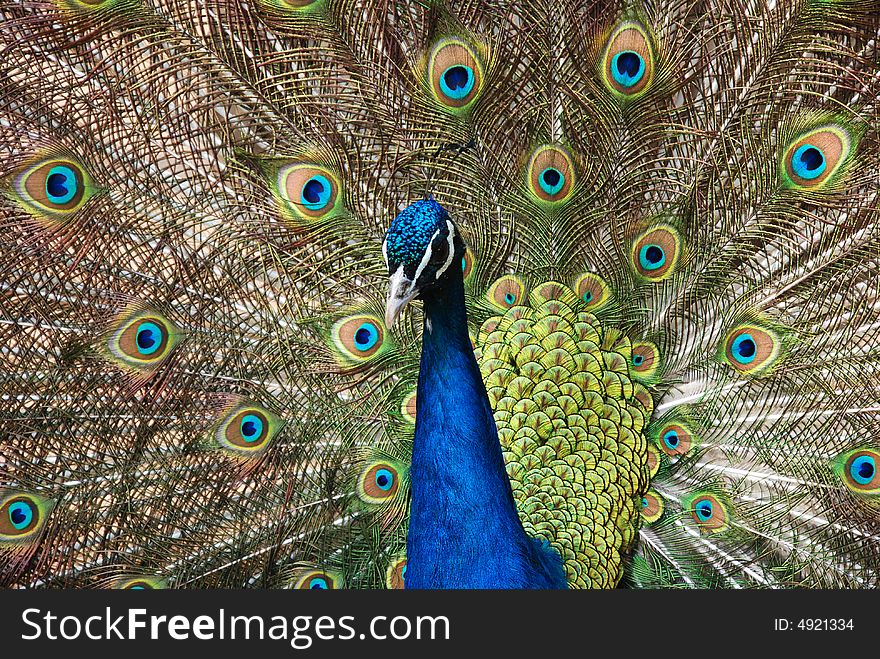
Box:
[611,51,645,88]
[134,321,164,356]
[836,449,880,494]
[574,273,612,311]
[386,558,407,589]
[639,245,665,270]
[0,493,49,540]
[630,341,660,380]
[331,315,388,364]
[109,312,178,370]
[685,493,728,533]
[722,325,781,376]
[632,226,680,280]
[527,146,575,203]
[357,462,401,504]
[640,490,663,523]
[215,404,280,456]
[401,390,417,423]
[731,333,756,364]
[461,250,475,283]
[440,65,474,100]
[781,126,851,190]
[602,22,654,97]
[112,576,166,589]
[487,275,526,310]
[294,570,341,590]
[13,157,92,220]
[277,163,340,221]
[429,39,483,110]
[3,499,36,533]
[374,468,394,491]
[646,445,661,478]
[656,422,693,457]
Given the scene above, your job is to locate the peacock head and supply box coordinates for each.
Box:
[383,199,465,328]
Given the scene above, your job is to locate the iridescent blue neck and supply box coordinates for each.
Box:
[404,268,567,589]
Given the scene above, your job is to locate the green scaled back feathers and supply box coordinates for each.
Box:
[1,0,879,589]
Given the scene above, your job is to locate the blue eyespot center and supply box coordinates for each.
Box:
[662,430,679,449]
[300,175,332,210]
[632,354,644,366]
[611,51,645,88]
[240,414,264,443]
[135,322,163,356]
[695,499,714,521]
[400,565,407,579]
[375,468,394,491]
[792,144,826,180]
[353,323,379,352]
[45,165,78,205]
[461,257,467,272]
[504,293,516,305]
[539,167,565,195]
[641,497,648,508]
[439,65,475,100]
[8,501,34,531]
[639,244,665,270]
[850,456,876,485]
[731,333,757,364]
[309,577,329,589]
[582,291,593,303]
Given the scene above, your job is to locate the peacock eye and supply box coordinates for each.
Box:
[431,237,450,264]
[611,51,645,88]
[113,576,166,589]
[385,557,407,589]
[487,275,526,310]
[13,157,93,221]
[835,449,880,493]
[654,421,695,458]
[293,570,342,590]
[631,225,680,280]
[276,163,341,223]
[602,22,655,97]
[574,273,612,311]
[374,468,394,490]
[212,403,282,459]
[731,333,756,364]
[357,461,402,504]
[781,125,852,190]
[685,493,728,533]
[721,324,782,376]
[331,315,388,365]
[429,38,483,110]
[640,490,664,523]
[440,65,475,99]
[527,145,575,204]
[0,493,49,540]
[107,311,179,371]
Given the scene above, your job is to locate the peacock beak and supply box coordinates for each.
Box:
[385,266,418,329]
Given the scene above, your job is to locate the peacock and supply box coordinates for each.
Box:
[1,0,879,590]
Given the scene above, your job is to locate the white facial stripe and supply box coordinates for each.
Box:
[434,220,457,280]
[412,228,440,284]
[388,264,414,300]
[382,239,389,270]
